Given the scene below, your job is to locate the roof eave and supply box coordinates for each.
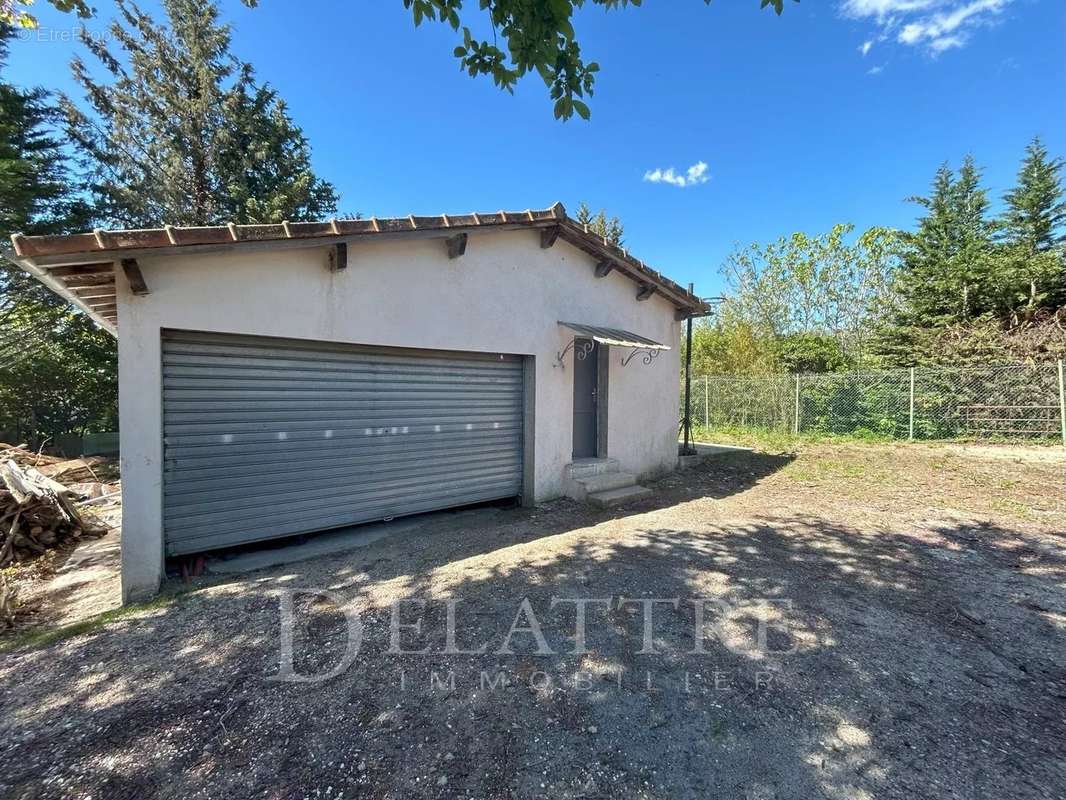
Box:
[1,247,118,337]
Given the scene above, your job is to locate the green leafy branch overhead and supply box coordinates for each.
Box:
[406,0,795,120]
[3,0,797,120]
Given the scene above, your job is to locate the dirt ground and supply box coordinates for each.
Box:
[1,442,1064,799]
[2,502,122,632]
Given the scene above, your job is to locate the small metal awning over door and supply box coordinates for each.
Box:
[557,322,670,350]
[556,321,670,367]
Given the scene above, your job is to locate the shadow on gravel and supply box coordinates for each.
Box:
[1,452,1063,800]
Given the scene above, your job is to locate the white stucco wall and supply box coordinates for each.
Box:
[117,229,681,600]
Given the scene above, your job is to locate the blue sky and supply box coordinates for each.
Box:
[6,0,1065,296]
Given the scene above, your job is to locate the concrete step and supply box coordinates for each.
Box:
[569,471,638,501]
[564,458,620,481]
[587,484,653,509]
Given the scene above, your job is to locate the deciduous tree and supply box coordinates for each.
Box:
[720,223,899,363]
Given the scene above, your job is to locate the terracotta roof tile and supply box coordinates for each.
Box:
[6,203,708,334]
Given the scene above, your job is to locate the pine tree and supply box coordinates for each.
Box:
[575,201,624,246]
[0,27,89,238]
[995,137,1066,310]
[893,164,959,324]
[951,155,996,317]
[893,157,996,327]
[63,0,338,228]
[1001,137,1066,252]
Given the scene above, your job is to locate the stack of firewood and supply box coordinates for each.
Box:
[0,459,106,567]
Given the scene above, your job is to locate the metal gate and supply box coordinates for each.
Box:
[161,330,525,556]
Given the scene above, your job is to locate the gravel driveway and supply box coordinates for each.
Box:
[1,443,1063,799]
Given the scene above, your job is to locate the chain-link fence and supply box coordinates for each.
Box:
[687,362,1066,444]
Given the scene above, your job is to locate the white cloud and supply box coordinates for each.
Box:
[859,39,874,55]
[842,0,1013,55]
[842,0,936,21]
[929,34,965,52]
[643,161,710,189]
[867,65,885,74]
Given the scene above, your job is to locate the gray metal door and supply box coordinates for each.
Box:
[161,330,524,556]
[572,338,599,458]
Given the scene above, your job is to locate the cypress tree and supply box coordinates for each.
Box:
[63,0,338,228]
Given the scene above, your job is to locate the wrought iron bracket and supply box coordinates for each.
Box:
[555,338,595,369]
[621,348,662,367]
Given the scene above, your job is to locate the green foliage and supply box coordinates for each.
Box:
[0,293,118,446]
[63,0,338,228]
[687,314,777,376]
[890,157,998,327]
[772,332,849,374]
[0,25,116,448]
[0,0,92,29]
[719,223,900,367]
[875,140,1065,365]
[575,201,624,246]
[0,28,90,237]
[1001,137,1066,253]
[403,0,796,120]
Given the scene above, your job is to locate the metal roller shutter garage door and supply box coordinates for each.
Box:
[162,330,525,556]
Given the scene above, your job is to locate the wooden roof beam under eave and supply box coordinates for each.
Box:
[446,233,467,259]
[121,258,150,295]
[45,262,115,278]
[73,286,117,301]
[327,243,347,272]
[62,275,116,289]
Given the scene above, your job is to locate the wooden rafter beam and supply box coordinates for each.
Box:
[636,284,656,302]
[62,276,115,289]
[446,233,468,259]
[121,258,149,295]
[594,260,613,278]
[540,226,560,249]
[73,287,117,301]
[45,262,114,278]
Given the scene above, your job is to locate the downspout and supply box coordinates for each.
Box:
[682,282,694,455]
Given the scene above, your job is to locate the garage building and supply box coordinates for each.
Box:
[7,203,709,600]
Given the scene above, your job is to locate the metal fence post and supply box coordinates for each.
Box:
[908,367,915,441]
[794,374,801,434]
[703,375,709,428]
[1058,359,1066,448]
